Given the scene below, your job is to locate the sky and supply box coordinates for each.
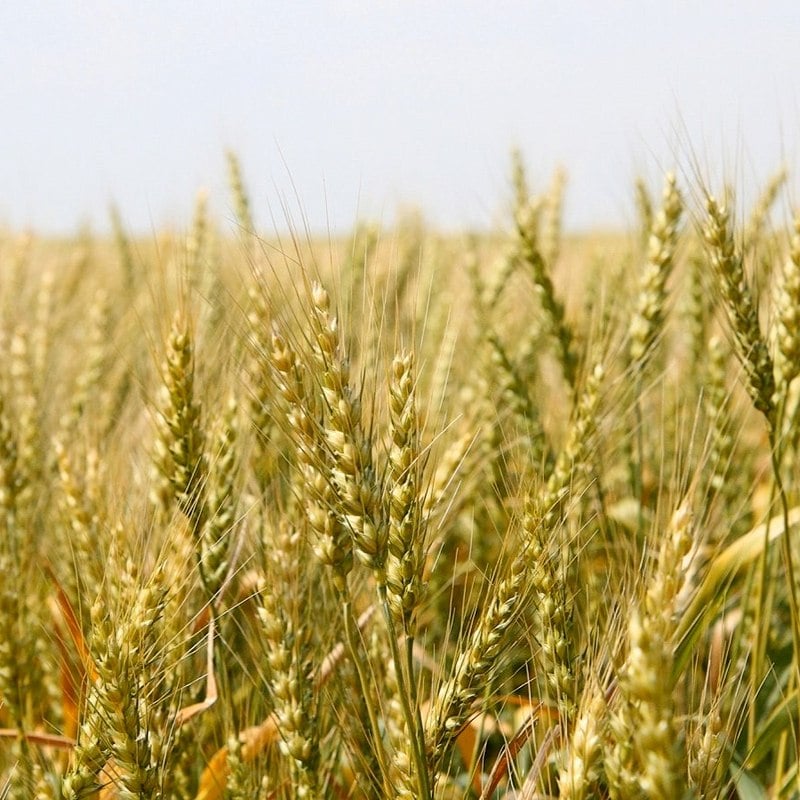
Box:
[1,2,800,236]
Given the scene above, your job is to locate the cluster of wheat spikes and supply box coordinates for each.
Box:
[3,151,800,800]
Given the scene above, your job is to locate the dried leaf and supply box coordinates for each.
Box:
[175,617,217,726]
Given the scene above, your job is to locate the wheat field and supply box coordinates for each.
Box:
[1,152,799,799]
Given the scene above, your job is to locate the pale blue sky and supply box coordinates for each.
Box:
[2,2,799,235]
